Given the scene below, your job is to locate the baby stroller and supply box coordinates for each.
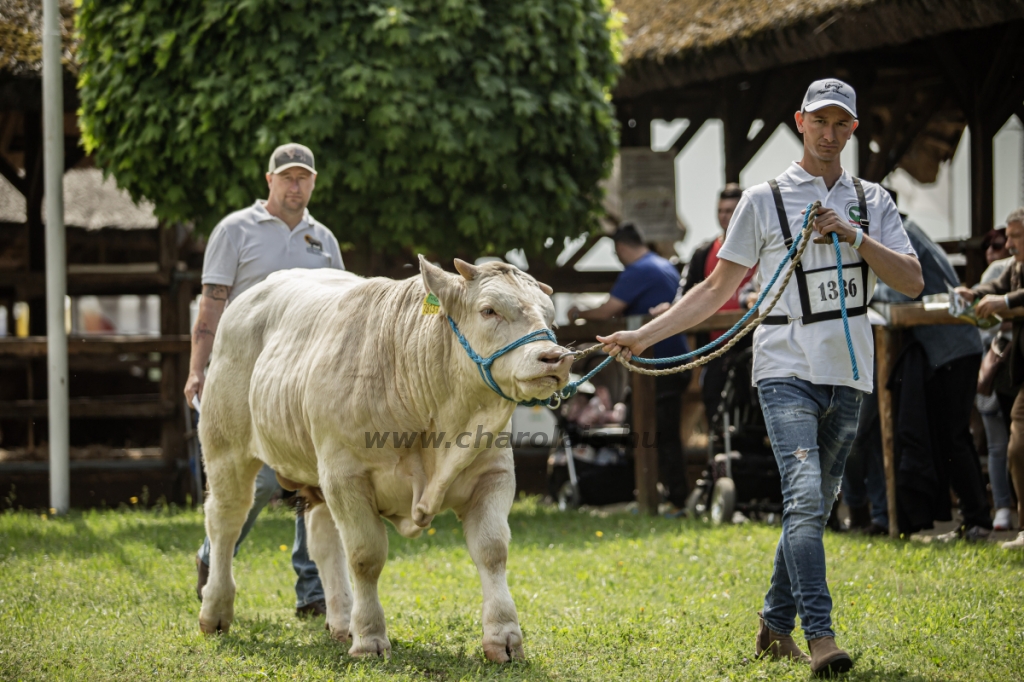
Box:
[685,347,783,523]
[547,349,634,509]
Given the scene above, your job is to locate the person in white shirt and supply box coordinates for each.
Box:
[597,79,923,676]
[185,143,343,619]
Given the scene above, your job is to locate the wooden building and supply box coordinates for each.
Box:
[612,0,1024,283]
[0,0,197,508]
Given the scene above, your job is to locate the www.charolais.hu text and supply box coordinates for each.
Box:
[364,427,662,449]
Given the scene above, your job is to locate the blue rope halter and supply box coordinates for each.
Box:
[446,315,560,407]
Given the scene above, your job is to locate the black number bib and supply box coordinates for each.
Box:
[764,178,870,325]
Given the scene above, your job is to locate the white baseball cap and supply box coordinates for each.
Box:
[801,79,857,118]
[268,143,316,175]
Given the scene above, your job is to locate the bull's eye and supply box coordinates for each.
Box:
[481,307,498,319]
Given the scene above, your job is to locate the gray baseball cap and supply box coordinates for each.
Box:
[801,79,857,118]
[268,143,316,175]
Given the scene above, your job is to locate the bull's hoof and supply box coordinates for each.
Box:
[349,634,391,658]
[199,617,231,635]
[199,597,234,636]
[327,622,352,642]
[483,631,525,663]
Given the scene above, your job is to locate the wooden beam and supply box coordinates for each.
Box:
[0,153,26,195]
[0,269,175,299]
[874,325,900,539]
[930,38,973,112]
[863,88,916,181]
[670,117,707,157]
[0,396,175,419]
[631,358,659,516]
[981,24,1024,114]
[0,335,191,358]
[880,90,948,181]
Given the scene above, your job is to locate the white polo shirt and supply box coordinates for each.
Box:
[202,200,345,303]
[717,162,915,392]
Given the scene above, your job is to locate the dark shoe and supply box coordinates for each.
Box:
[936,524,992,543]
[755,611,810,662]
[196,555,209,602]
[296,598,327,618]
[863,523,889,536]
[808,636,853,676]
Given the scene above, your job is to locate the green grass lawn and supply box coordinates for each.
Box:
[0,498,1020,681]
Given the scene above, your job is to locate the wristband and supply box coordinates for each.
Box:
[1005,294,1012,310]
[851,227,864,250]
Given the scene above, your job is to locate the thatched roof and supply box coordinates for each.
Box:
[614,0,1024,97]
[0,169,157,229]
[0,0,77,77]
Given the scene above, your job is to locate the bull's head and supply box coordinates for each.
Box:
[419,256,572,403]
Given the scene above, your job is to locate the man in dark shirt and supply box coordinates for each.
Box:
[875,212,988,539]
[568,223,692,510]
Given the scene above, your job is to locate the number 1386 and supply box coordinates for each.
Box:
[818,278,857,302]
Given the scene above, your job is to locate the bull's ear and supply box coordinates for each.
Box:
[419,255,461,312]
[453,258,479,281]
[538,281,554,295]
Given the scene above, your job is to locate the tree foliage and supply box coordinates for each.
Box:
[77,0,620,256]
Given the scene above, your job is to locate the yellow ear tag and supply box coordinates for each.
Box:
[422,292,440,315]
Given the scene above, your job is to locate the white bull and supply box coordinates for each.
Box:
[197,257,572,661]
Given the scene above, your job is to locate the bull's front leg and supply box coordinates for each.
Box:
[321,474,391,658]
[460,469,524,662]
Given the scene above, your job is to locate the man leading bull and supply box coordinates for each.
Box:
[185,143,343,618]
[598,79,923,676]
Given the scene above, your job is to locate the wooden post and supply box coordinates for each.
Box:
[631,367,659,516]
[159,224,184,475]
[874,325,900,539]
[967,111,994,285]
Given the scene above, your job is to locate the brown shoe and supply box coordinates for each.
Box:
[808,636,853,676]
[195,555,209,603]
[296,598,327,618]
[755,612,810,662]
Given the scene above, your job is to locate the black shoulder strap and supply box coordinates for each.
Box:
[853,177,869,234]
[768,179,793,245]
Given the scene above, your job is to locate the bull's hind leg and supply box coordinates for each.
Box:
[321,474,391,658]
[460,469,524,662]
[304,500,353,641]
[198,454,264,634]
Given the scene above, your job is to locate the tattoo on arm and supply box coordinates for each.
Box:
[202,284,231,302]
[193,323,215,343]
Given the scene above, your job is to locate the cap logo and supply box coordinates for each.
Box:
[816,81,850,99]
[274,147,313,169]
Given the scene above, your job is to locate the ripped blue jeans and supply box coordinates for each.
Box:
[757,377,863,641]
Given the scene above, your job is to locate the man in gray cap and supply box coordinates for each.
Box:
[185,143,344,618]
[598,79,922,676]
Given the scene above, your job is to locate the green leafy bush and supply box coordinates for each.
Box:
[77,0,619,256]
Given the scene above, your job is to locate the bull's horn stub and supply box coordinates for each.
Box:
[453,258,479,281]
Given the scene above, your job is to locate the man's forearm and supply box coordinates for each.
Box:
[857,238,923,298]
[189,285,229,374]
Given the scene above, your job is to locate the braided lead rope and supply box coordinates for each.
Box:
[831,232,860,381]
[573,201,821,380]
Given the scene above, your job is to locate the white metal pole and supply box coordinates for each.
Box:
[42,0,69,513]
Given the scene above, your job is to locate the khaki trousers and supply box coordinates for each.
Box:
[1006,384,1024,525]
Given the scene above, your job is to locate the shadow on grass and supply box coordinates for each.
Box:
[216,615,555,681]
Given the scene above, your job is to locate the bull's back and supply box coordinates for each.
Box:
[201,269,366,457]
